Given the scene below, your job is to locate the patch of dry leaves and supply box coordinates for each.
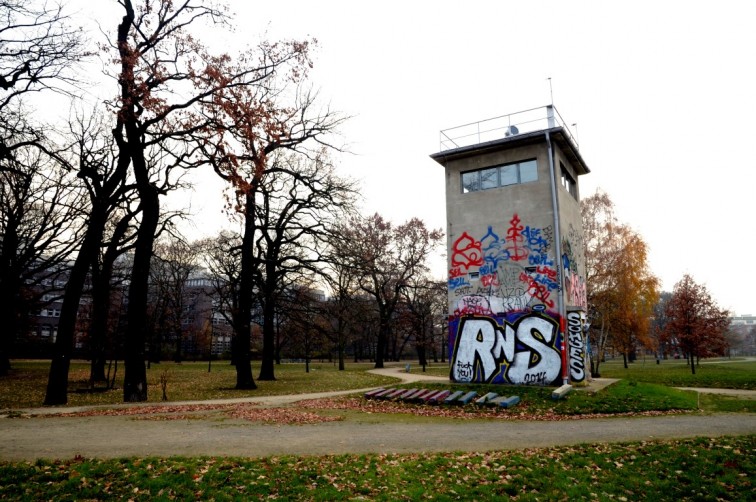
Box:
[226,407,343,425]
[25,397,688,424]
[34,403,343,425]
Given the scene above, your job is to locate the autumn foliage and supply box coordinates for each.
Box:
[663,274,730,374]
[582,190,659,371]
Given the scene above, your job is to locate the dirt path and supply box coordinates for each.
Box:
[2,410,754,461]
[1,367,754,461]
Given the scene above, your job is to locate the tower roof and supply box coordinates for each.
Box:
[430,105,590,175]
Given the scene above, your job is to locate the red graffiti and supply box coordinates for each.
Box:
[449,267,464,278]
[566,271,587,308]
[505,213,528,262]
[519,272,554,308]
[451,232,484,270]
[536,266,557,280]
[481,273,500,287]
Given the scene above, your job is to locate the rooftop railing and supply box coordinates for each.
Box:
[439,105,579,152]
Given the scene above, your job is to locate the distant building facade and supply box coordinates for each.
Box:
[20,268,236,360]
[729,314,756,356]
[730,314,756,326]
[181,276,233,357]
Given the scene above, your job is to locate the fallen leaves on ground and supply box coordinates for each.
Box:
[227,407,343,425]
[31,403,343,425]
[47,404,232,417]
[23,397,688,423]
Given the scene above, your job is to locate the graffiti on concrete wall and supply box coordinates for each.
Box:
[449,215,586,313]
[447,215,586,385]
[448,213,562,313]
[451,232,484,272]
[449,310,562,385]
[566,310,587,384]
[562,224,587,309]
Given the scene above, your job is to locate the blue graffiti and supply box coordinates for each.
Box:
[449,276,471,290]
[528,253,554,266]
[522,226,549,252]
[480,226,510,269]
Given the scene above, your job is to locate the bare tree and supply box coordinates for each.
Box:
[200,231,244,342]
[195,51,348,387]
[44,111,136,404]
[0,146,84,375]
[279,279,329,372]
[148,237,203,362]
[335,214,443,368]
[103,0,348,398]
[0,0,86,165]
[0,0,87,378]
[319,258,364,370]
[399,276,447,371]
[246,152,356,381]
[108,0,271,399]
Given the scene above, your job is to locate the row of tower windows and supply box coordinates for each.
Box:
[461,159,538,193]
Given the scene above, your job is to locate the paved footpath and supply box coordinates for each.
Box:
[1,367,754,461]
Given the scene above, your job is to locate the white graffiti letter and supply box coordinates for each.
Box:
[452,318,509,382]
[507,316,561,385]
[567,311,586,383]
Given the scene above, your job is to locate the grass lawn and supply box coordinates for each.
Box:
[0,435,752,500]
[411,363,450,378]
[379,379,755,415]
[0,360,399,409]
[2,358,754,414]
[598,358,756,390]
[371,357,756,391]
[1,361,753,500]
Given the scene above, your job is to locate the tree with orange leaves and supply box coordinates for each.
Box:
[582,190,659,372]
[602,224,659,368]
[663,274,729,374]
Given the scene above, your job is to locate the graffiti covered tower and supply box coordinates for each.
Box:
[430,106,590,386]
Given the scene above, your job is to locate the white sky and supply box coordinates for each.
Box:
[66,0,755,315]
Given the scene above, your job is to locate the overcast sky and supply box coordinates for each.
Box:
[70,1,754,315]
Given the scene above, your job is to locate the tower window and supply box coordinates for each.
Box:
[460,159,538,193]
[560,162,578,199]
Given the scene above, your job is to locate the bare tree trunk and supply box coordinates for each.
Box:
[233,192,257,389]
[45,211,106,405]
[592,320,608,378]
[418,345,427,371]
[123,192,158,402]
[89,232,126,384]
[88,279,111,383]
[258,291,277,380]
[0,225,26,376]
[338,341,345,371]
[0,275,20,376]
[375,325,387,369]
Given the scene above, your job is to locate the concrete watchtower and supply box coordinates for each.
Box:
[430,105,590,386]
